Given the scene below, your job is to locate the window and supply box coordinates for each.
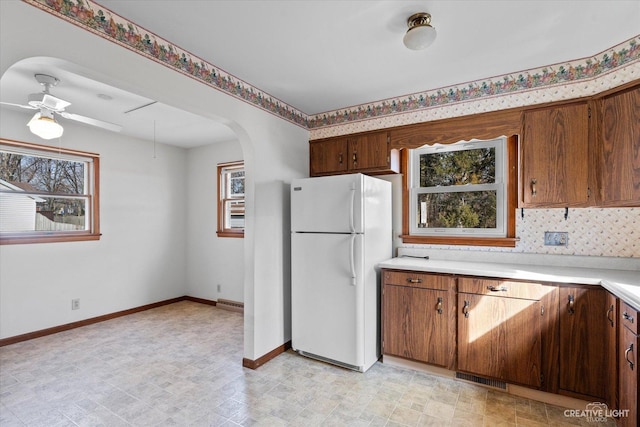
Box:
[217,161,244,237]
[0,138,100,245]
[403,136,517,247]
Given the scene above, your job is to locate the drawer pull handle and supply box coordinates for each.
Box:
[462,300,470,318]
[436,297,443,315]
[407,278,422,284]
[623,311,635,324]
[625,343,634,370]
[606,304,614,327]
[568,295,575,315]
[487,285,507,292]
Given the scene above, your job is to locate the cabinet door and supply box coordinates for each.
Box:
[382,285,451,367]
[309,138,348,176]
[348,132,389,172]
[598,85,640,206]
[619,324,639,427]
[521,103,589,207]
[457,293,542,388]
[558,287,609,400]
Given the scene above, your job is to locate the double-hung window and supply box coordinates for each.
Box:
[409,137,507,238]
[217,161,244,237]
[0,138,100,244]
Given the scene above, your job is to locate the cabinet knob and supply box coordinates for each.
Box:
[436,297,443,315]
[625,343,634,370]
[338,153,343,164]
[531,178,537,197]
[352,152,358,164]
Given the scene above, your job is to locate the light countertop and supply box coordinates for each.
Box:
[378,255,640,311]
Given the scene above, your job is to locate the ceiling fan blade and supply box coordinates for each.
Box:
[58,111,123,132]
[0,101,38,110]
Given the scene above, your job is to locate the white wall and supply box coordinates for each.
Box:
[0,108,188,338]
[186,141,244,303]
[1,1,310,363]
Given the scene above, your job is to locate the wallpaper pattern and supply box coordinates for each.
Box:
[23,0,640,134]
[402,208,640,258]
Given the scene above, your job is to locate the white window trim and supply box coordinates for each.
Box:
[409,137,507,237]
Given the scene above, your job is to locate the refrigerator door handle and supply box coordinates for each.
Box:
[349,234,357,286]
[349,183,356,233]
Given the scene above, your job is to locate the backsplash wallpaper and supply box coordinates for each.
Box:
[401,207,639,258]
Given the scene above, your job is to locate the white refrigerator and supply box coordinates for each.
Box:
[290,173,392,372]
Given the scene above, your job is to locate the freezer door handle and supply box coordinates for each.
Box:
[349,182,356,233]
[349,234,357,286]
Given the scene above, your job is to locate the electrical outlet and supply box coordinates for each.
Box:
[71,298,80,310]
[544,231,569,247]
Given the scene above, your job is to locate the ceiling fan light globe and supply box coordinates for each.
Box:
[403,25,437,50]
[27,113,64,140]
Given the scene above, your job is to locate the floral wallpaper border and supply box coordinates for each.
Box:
[22,0,640,132]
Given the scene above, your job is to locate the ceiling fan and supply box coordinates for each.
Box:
[0,74,122,139]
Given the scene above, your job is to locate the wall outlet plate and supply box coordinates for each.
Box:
[544,231,568,247]
[71,298,80,310]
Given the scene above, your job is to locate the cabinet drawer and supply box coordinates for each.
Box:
[621,301,639,335]
[382,270,452,290]
[458,277,553,300]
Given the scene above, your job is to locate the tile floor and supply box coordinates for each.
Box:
[0,301,616,426]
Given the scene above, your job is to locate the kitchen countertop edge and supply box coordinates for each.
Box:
[378,257,640,311]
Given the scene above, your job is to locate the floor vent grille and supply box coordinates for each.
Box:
[217,299,244,313]
[455,372,507,390]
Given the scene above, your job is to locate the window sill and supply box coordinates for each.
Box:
[400,235,518,248]
[0,233,101,245]
[217,230,244,238]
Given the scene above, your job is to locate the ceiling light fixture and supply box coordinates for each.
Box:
[403,12,437,50]
[27,109,64,140]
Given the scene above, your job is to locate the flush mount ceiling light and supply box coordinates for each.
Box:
[27,109,64,140]
[403,12,437,50]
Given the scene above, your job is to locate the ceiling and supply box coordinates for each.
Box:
[1,1,639,147]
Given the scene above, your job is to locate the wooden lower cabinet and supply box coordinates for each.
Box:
[618,301,639,427]
[381,270,456,369]
[558,286,614,402]
[457,277,558,389]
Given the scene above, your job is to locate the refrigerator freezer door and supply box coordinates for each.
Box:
[291,174,363,233]
[291,232,364,368]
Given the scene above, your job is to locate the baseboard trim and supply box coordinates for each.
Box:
[183,296,218,306]
[0,295,219,347]
[243,341,292,370]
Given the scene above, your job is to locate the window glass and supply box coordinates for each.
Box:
[410,138,506,237]
[0,139,99,244]
[217,161,244,237]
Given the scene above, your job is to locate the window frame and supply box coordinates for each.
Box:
[409,137,506,237]
[401,135,518,247]
[216,161,245,238]
[0,138,100,245]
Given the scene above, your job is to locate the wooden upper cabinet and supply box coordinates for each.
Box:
[521,102,590,207]
[593,84,640,206]
[309,131,399,177]
[309,137,348,176]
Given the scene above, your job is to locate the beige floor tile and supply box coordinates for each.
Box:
[0,302,590,426]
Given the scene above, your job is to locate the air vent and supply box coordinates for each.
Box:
[455,372,507,390]
[217,298,244,313]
